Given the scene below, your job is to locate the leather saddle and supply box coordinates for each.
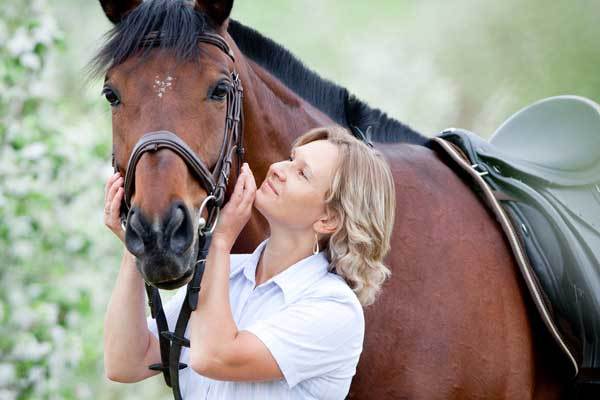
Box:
[430,95,600,389]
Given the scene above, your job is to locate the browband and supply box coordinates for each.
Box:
[140,31,235,62]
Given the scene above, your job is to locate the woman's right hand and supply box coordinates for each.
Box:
[104,172,125,244]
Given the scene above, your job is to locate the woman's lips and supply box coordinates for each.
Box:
[266,180,279,195]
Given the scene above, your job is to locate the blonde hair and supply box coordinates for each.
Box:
[292,126,396,307]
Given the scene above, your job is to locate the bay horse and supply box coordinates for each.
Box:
[93,0,572,398]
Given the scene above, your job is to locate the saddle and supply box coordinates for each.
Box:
[430,96,600,387]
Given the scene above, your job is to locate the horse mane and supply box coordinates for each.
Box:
[89,0,428,145]
[228,20,428,145]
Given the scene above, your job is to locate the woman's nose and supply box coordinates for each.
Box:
[270,163,287,181]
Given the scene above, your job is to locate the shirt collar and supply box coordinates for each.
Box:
[230,237,331,305]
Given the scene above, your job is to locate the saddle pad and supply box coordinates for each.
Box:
[430,125,600,387]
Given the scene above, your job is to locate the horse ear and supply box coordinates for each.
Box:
[194,0,234,27]
[99,0,142,24]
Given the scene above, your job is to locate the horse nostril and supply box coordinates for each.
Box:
[125,208,146,256]
[166,203,193,255]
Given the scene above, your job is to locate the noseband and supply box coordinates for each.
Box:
[114,32,244,235]
[110,31,244,400]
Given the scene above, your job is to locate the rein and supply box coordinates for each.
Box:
[110,31,244,400]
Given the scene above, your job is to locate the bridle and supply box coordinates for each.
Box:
[110,31,244,400]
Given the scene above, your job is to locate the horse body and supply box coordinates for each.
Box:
[230,47,571,398]
[347,144,569,399]
[95,0,571,397]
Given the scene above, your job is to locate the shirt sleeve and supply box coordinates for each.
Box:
[243,293,365,389]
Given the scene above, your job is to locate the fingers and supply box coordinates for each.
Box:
[240,164,256,209]
[105,172,121,201]
[107,176,124,207]
[230,163,254,205]
[232,167,246,202]
[110,186,125,219]
[104,172,125,241]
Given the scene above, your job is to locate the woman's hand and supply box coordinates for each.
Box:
[104,171,125,244]
[212,163,256,251]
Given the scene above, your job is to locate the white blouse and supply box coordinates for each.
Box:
[147,237,365,400]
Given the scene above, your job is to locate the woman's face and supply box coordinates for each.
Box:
[255,140,339,231]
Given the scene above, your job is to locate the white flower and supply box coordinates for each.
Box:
[11,307,36,330]
[0,364,16,386]
[65,311,80,328]
[49,326,65,343]
[74,384,92,399]
[12,334,51,361]
[27,366,44,383]
[19,52,41,70]
[65,236,84,253]
[21,142,46,160]
[6,27,34,56]
[32,15,58,46]
[12,241,34,259]
[37,302,59,326]
[9,217,32,237]
[27,284,42,298]
[0,389,17,400]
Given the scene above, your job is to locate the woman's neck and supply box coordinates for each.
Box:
[255,226,315,287]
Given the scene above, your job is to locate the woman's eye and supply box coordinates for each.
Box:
[102,86,121,106]
[288,156,307,179]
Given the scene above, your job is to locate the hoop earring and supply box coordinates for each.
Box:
[313,232,319,255]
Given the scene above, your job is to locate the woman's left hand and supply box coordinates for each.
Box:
[212,162,256,251]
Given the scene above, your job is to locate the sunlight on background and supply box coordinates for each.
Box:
[0,0,598,398]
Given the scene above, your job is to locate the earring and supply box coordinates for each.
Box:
[313,232,319,255]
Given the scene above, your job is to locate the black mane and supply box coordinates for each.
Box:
[89,0,212,76]
[90,0,428,145]
[228,20,427,145]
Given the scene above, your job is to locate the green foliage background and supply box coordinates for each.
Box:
[0,0,598,399]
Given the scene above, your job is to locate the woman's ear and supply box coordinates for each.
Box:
[313,210,338,235]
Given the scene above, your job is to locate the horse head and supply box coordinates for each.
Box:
[97,0,240,289]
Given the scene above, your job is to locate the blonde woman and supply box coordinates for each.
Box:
[103,126,395,399]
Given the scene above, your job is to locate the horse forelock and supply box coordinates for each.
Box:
[89,0,213,78]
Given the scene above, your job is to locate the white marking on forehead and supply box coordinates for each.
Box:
[153,74,175,99]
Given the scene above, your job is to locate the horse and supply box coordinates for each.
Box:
[93,0,572,398]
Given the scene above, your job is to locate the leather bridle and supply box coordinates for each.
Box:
[110,31,244,400]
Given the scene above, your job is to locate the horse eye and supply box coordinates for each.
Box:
[102,86,121,106]
[210,82,231,101]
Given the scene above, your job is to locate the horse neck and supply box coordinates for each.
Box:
[237,56,335,166]
[228,51,335,252]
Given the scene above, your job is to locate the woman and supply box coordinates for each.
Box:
[103,126,395,399]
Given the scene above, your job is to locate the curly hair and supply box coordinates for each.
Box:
[292,126,396,307]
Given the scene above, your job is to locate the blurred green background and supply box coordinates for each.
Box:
[1,0,598,398]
